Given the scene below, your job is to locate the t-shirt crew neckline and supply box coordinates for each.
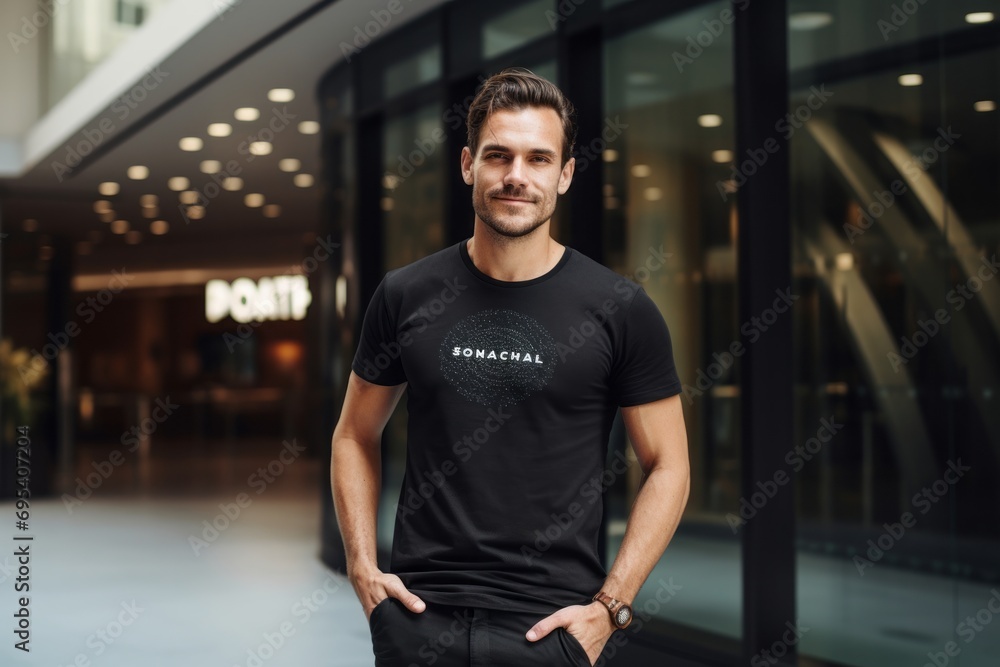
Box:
[459,237,572,288]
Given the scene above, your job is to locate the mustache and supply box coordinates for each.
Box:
[488,187,537,202]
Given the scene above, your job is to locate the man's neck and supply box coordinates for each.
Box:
[467,228,564,282]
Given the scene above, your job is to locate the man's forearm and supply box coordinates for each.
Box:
[331,435,382,579]
[599,464,690,602]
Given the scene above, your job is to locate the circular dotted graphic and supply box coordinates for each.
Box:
[440,309,557,406]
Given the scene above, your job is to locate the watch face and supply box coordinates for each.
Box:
[615,605,632,628]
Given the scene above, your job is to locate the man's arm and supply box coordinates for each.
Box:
[526,392,689,663]
[331,370,426,619]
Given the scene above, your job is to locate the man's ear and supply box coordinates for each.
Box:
[557,156,575,195]
[461,146,474,186]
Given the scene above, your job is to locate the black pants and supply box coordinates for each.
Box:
[368,597,593,667]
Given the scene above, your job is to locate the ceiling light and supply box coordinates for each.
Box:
[179,137,203,151]
[382,174,401,190]
[111,219,129,234]
[22,218,38,232]
[125,231,142,245]
[127,165,149,180]
[200,160,222,174]
[249,142,272,156]
[836,252,854,271]
[712,149,734,163]
[234,107,260,121]
[298,121,320,135]
[208,123,233,137]
[381,197,394,211]
[142,206,159,218]
[262,204,282,218]
[150,220,170,235]
[965,12,995,24]
[293,173,314,188]
[222,177,243,191]
[644,187,663,201]
[98,181,120,196]
[93,200,112,213]
[974,100,997,112]
[698,114,723,128]
[185,206,205,220]
[179,191,201,205]
[244,193,265,207]
[898,73,923,87]
[789,12,833,30]
[603,149,619,162]
[268,88,295,103]
[168,176,190,191]
[278,158,301,172]
[139,194,158,207]
[631,164,651,178]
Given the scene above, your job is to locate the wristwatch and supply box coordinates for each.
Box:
[592,591,633,630]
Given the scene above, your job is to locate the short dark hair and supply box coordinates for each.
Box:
[466,67,577,165]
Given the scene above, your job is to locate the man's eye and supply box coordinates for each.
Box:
[485,153,506,159]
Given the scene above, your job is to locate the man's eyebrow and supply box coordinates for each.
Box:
[480,144,558,157]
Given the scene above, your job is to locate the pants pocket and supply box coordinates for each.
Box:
[557,628,592,667]
[368,596,393,631]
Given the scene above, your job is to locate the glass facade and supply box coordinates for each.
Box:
[317,1,1000,664]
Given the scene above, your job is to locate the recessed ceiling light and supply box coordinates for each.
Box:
[244,193,265,207]
[898,73,923,87]
[125,230,142,245]
[127,165,149,180]
[234,107,260,121]
[278,158,301,172]
[974,100,997,112]
[141,206,159,219]
[179,137,203,151]
[698,114,723,128]
[111,219,129,234]
[712,149,734,163]
[167,176,190,191]
[381,197,394,212]
[298,121,320,135]
[22,218,38,232]
[94,200,112,213]
[965,12,995,24]
[631,164,651,178]
[139,194,158,207]
[186,206,205,220]
[602,149,619,162]
[293,173,314,188]
[789,12,833,30]
[98,181,120,196]
[222,177,243,191]
[150,220,170,235]
[207,123,233,137]
[268,88,295,103]
[249,142,272,156]
[179,191,201,205]
[200,160,222,174]
[262,204,282,218]
[382,174,401,190]
[644,187,663,201]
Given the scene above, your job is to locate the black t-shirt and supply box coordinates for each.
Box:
[351,237,681,614]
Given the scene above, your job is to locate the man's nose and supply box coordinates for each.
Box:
[503,156,528,188]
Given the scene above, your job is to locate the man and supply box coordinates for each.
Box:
[332,67,689,666]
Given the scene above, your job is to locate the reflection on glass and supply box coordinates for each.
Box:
[603,0,740,640]
[384,45,442,99]
[790,2,1000,665]
[482,0,554,60]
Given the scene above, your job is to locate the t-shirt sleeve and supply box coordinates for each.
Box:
[350,275,407,386]
[611,286,682,407]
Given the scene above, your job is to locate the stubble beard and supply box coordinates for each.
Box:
[472,183,555,240]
